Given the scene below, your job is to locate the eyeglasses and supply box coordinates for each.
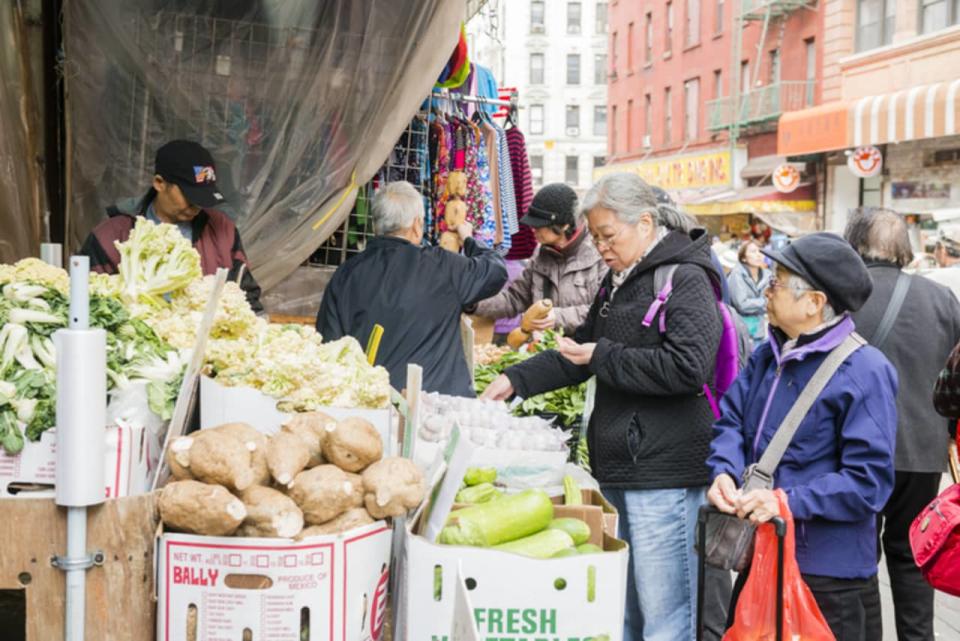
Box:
[590,225,626,249]
[767,275,814,294]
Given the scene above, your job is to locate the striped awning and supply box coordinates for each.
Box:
[778,79,960,156]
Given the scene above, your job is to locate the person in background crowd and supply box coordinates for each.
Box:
[471,183,605,334]
[708,233,897,641]
[317,181,506,396]
[483,173,723,641]
[925,225,960,302]
[80,139,263,311]
[845,209,960,641]
[727,240,771,343]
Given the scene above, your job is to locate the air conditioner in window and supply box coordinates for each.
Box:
[531,24,545,33]
[642,134,652,148]
[566,127,581,137]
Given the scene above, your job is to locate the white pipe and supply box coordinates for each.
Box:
[65,506,87,641]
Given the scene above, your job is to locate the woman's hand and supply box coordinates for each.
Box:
[480,374,514,401]
[528,309,556,331]
[735,489,781,524]
[707,474,741,514]
[557,336,596,365]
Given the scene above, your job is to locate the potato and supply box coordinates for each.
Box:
[159,480,247,536]
[321,417,383,473]
[296,508,375,538]
[362,457,426,519]
[209,423,270,485]
[282,412,336,468]
[346,472,365,508]
[288,464,358,525]
[186,429,255,492]
[266,429,312,488]
[237,486,304,539]
[167,436,195,480]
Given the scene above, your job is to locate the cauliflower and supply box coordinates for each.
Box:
[115,218,202,306]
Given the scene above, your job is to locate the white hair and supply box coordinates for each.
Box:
[581,172,660,226]
[786,273,837,322]
[372,181,424,235]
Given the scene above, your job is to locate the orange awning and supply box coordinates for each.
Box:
[778,101,851,156]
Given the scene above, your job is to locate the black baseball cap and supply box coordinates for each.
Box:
[520,183,579,228]
[155,140,225,208]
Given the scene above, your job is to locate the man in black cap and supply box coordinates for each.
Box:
[708,232,897,641]
[79,140,262,311]
[472,183,605,334]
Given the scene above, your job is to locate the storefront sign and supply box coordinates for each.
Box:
[772,164,801,193]
[594,149,733,189]
[892,182,952,200]
[847,146,883,178]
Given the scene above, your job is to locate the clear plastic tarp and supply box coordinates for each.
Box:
[63,0,463,289]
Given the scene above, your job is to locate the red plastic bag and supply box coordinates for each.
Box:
[724,490,835,641]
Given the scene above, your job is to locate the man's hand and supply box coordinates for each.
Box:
[528,309,556,331]
[735,489,781,524]
[707,474,741,514]
[557,336,596,365]
[456,222,475,242]
[481,374,514,401]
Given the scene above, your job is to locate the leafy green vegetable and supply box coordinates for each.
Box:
[563,475,583,506]
[25,399,55,441]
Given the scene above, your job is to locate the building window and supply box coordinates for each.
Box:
[644,93,652,139]
[769,48,780,84]
[568,2,582,34]
[664,87,673,144]
[531,0,545,33]
[686,0,701,46]
[715,0,724,33]
[921,0,958,32]
[567,54,581,85]
[684,79,700,140]
[566,105,581,134]
[596,2,609,33]
[856,0,895,52]
[859,175,882,207]
[666,2,674,54]
[645,13,654,63]
[805,38,816,106]
[530,155,544,187]
[741,60,751,93]
[713,69,723,97]
[594,105,608,136]
[594,53,608,84]
[611,31,619,76]
[530,53,545,85]
[594,156,606,168]
[565,156,580,185]
[530,104,544,135]
[611,105,618,154]
[628,22,635,71]
[627,99,634,150]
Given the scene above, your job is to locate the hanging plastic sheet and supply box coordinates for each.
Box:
[62,0,464,289]
[0,2,44,263]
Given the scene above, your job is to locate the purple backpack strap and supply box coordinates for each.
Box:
[642,265,679,333]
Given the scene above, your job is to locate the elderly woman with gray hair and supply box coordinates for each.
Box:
[483,172,724,641]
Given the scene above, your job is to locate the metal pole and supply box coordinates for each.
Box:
[773,516,787,641]
[65,507,87,641]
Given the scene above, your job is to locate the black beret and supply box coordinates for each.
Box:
[762,232,873,314]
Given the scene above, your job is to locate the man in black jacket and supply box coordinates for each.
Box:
[846,208,960,641]
[317,181,507,396]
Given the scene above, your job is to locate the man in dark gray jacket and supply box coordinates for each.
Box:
[317,181,507,396]
[846,208,960,641]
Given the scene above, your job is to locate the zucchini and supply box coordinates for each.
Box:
[464,467,497,487]
[439,489,553,547]
[455,483,502,505]
[576,543,603,555]
[551,547,579,558]
[548,518,591,545]
[492,529,575,558]
[563,475,583,505]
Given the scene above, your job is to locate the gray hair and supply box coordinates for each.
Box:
[843,207,914,268]
[657,203,699,233]
[372,181,424,235]
[581,172,660,225]
[786,273,837,323]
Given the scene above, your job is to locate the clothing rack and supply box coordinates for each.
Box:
[430,90,516,108]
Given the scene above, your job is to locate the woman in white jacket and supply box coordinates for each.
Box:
[726,240,771,342]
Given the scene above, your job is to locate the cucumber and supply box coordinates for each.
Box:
[576,543,603,555]
[493,529,575,558]
[548,518,591,545]
[551,547,580,558]
[439,489,554,547]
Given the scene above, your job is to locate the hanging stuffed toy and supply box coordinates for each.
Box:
[440,171,468,252]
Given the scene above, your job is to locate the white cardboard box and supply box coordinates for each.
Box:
[401,520,628,641]
[200,376,397,454]
[157,521,393,641]
[0,424,159,499]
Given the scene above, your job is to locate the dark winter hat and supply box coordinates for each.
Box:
[520,183,579,228]
[762,232,873,314]
[155,140,225,208]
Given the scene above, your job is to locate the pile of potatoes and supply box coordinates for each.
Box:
[158,414,426,539]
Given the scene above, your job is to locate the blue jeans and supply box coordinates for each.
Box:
[605,487,706,641]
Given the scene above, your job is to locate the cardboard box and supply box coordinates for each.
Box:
[401,510,628,641]
[156,521,393,641]
[200,376,397,454]
[0,424,159,499]
[551,489,620,541]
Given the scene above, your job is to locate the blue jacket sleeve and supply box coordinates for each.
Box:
[785,355,898,522]
[707,348,762,484]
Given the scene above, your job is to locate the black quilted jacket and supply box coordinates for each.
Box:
[505,229,723,489]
